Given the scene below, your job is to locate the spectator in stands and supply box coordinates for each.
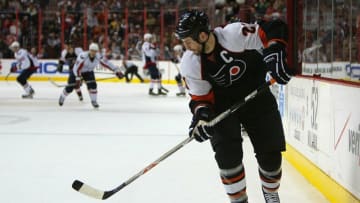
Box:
[357,12,360,62]
[46,32,61,58]
[254,0,270,19]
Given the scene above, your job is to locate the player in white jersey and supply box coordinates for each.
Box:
[142,33,167,95]
[175,10,294,203]
[58,43,124,108]
[171,44,186,96]
[57,40,84,101]
[9,41,39,98]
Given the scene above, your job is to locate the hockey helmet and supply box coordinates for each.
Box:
[144,33,153,41]
[173,44,183,52]
[175,10,210,40]
[89,43,99,51]
[9,41,20,49]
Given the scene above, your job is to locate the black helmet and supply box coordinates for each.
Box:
[175,10,209,41]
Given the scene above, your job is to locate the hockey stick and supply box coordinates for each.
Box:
[5,71,12,82]
[71,78,276,200]
[48,76,117,88]
[93,71,117,75]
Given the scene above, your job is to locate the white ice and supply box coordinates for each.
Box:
[0,81,329,203]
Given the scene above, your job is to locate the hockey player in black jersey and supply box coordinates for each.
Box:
[175,10,294,203]
[57,40,84,103]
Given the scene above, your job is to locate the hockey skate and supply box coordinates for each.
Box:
[91,101,99,108]
[22,88,35,99]
[262,188,280,203]
[158,88,167,95]
[176,92,186,96]
[22,94,33,99]
[148,88,157,96]
[58,94,65,106]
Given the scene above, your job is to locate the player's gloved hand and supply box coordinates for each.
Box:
[171,57,179,63]
[115,70,124,79]
[75,77,81,89]
[189,106,215,142]
[10,63,18,72]
[263,42,294,85]
[57,61,64,73]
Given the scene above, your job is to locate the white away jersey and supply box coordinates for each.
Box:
[13,48,39,70]
[142,41,157,63]
[73,51,118,77]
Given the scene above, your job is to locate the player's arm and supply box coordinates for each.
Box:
[72,54,85,89]
[73,53,87,78]
[185,76,216,143]
[258,19,294,84]
[16,50,27,68]
[99,56,124,79]
[57,50,67,72]
[181,51,215,142]
[57,60,65,72]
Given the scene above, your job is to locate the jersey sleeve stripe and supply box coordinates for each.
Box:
[190,90,215,104]
[77,61,84,76]
[258,27,269,47]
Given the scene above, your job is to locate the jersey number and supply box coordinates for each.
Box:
[241,24,256,36]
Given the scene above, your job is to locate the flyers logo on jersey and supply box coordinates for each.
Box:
[210,51,246,87]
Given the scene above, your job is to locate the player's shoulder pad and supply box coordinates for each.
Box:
[77,52,87,60]
[213,22,253,52]
[258,19,288,42]
[96,53,102,59]
[18,48,27,55]
[75,47,83,56]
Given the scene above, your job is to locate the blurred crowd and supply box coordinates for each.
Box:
[0,0,289,60]
[300,0,360,63]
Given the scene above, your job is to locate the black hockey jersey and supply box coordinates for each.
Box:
[180,21,286,111]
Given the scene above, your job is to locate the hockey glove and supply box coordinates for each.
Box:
[171,57,179,63]
[75,77,81,89]
[263,43,293,85]
[189,106,215,142]
[10,63,18,72]
[57,61,64,73]
[115,71,124,79]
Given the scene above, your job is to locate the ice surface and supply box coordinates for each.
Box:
[0,81,329,203]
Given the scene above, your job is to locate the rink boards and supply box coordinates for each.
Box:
[280,77,360,202]
[0,59,180,84]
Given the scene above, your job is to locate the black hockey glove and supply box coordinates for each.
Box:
[189,106,215,142]
[171,57,179,63]
[263,43,294,85]
[115,71,124,79]
[57,61,64,73]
